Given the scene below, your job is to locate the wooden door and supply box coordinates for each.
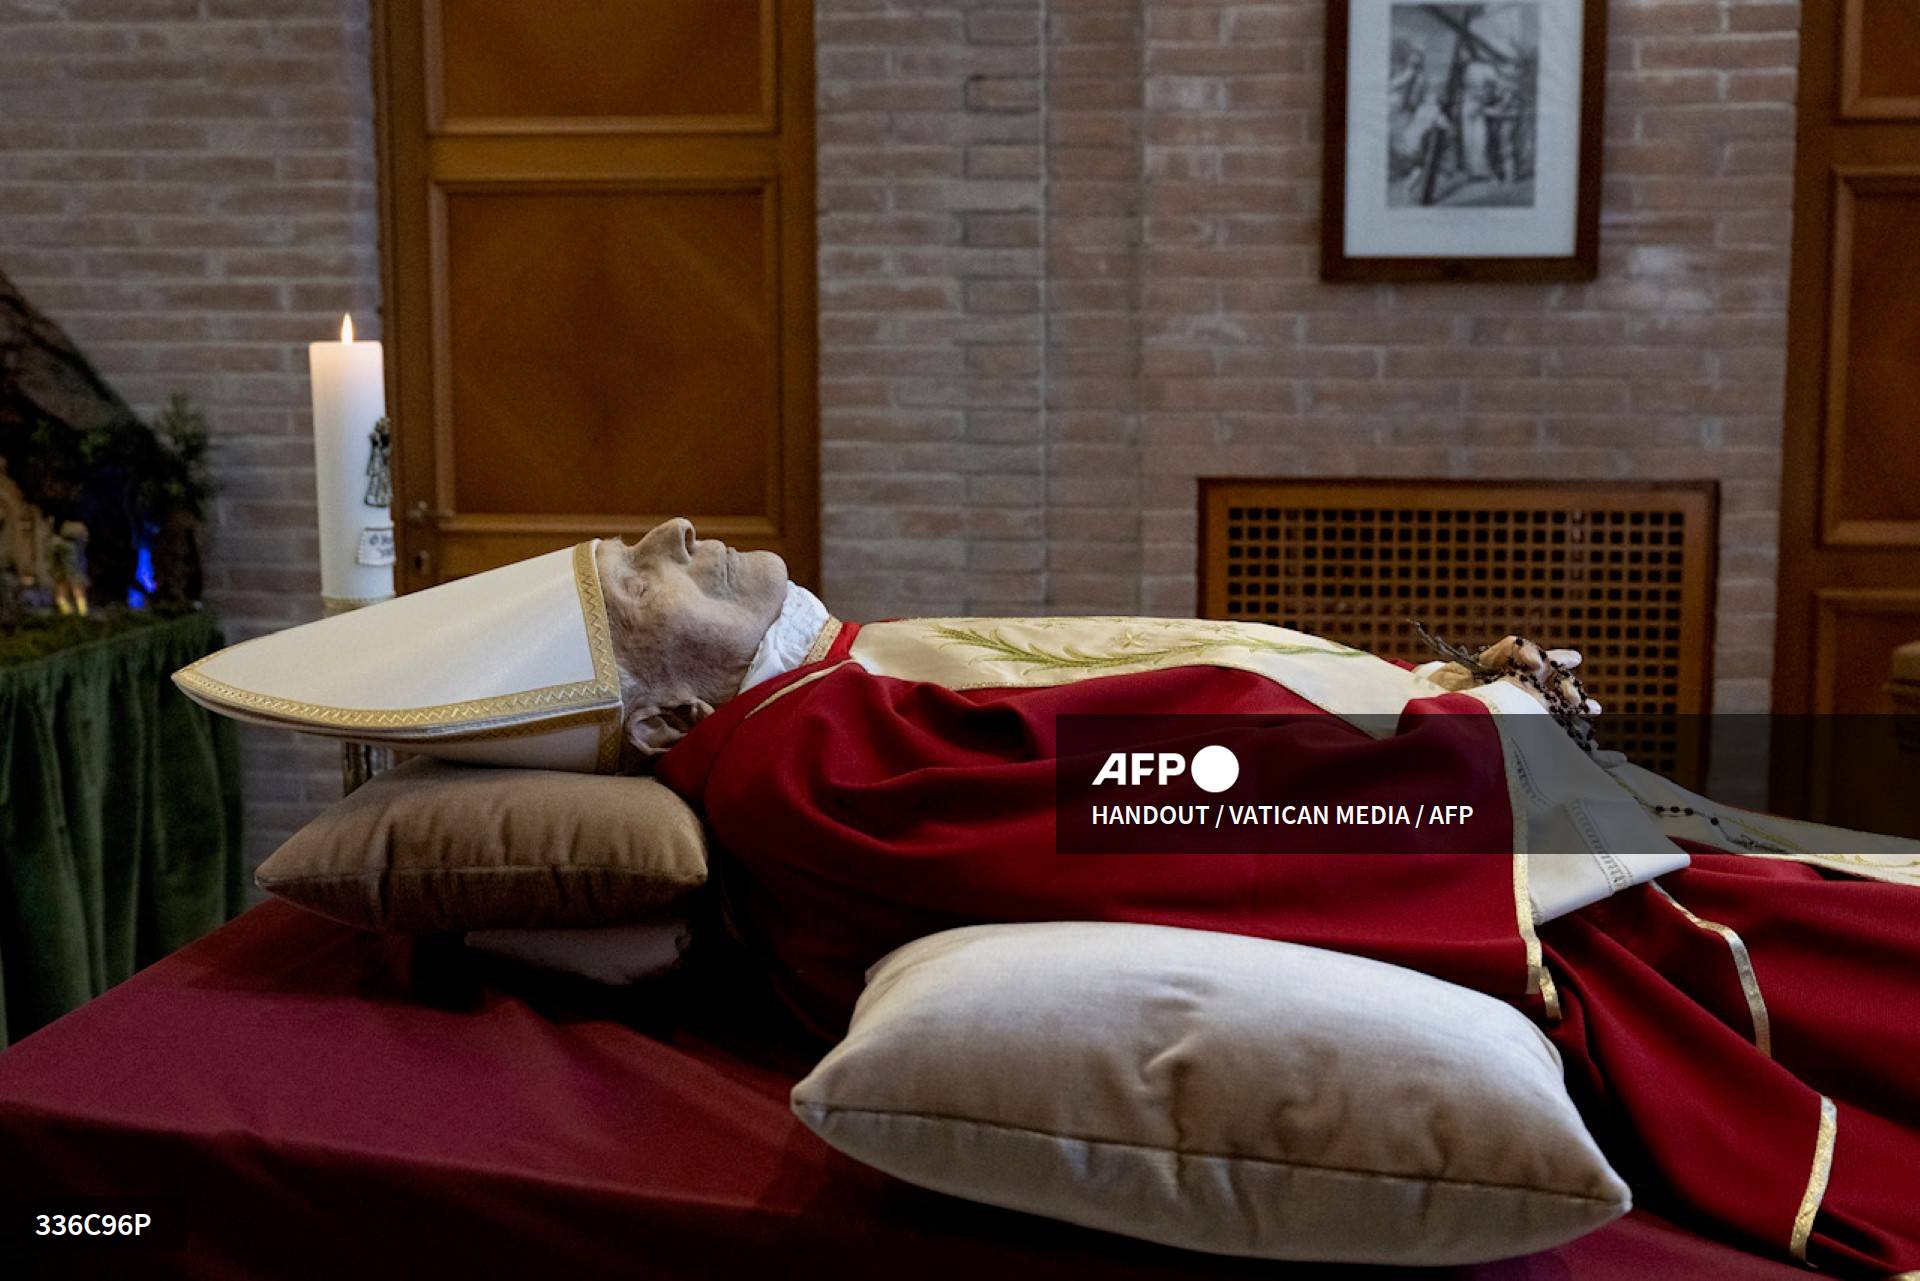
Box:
[1774,0,1920,832]
[373,0,818,585]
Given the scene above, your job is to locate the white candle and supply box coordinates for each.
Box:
[307,314,395,610]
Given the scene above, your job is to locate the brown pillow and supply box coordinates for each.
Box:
[255,758,707,932]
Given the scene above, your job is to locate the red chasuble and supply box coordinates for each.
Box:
[658,619,1920,1277]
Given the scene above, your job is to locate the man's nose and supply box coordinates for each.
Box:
[638,517,696,563]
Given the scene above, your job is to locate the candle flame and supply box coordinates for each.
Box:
[340,314,354,344]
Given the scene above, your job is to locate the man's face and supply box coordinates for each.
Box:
[595,518,790,715]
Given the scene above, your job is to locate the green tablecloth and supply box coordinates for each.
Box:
[0,610,243,1048]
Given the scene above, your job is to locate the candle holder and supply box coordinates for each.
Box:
[323,593,395,795]
[340,741,393,796]
[308,314,397,795]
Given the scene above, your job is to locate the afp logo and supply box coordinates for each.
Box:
[1090,744,1240,794]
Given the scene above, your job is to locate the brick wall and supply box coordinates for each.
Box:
[817,0,1799,717]
[0,0,380,865]
[817,1,1050,619]
[1,0,1799,854]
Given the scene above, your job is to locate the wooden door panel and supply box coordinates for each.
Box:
[1809,590,1920,835]
[1823,171,1920,543]
[432,0,772,131]
[1842,0,1920,118]
[376,0,817,585]
[440,186,778,520]
[1814,590,1920,714]
[1778,2,1920,828]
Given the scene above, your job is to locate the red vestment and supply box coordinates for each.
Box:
[658,624,1920,1276]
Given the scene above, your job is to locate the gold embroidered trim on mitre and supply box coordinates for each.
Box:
[174,543,622,762]
[173,654,615,733]
[392,708,618,744]
[571,540,624,773]
[1653,881,1773,1058]
[1790,1095,1838,1264]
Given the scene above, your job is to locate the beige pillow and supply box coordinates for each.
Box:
[792,922,1629,1266]
[255,758,706,932]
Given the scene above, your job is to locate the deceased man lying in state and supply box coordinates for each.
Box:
[175,519,1920,1277]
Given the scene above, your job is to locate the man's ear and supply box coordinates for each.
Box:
[622,697,717,760]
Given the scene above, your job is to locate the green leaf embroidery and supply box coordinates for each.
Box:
[926,622,1366,673]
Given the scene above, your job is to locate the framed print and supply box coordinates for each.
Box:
[1321,0,1608,282]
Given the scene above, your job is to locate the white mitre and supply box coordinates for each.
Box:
[174,542,622,773]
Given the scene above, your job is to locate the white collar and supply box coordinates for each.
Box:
[737,583,830,694]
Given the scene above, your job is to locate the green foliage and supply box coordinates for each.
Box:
[0,604,186,666]
[2,391,215,607]
[146,393,214,524]
[14,411,95,515]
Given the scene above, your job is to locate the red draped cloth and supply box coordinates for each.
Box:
[1544,851,1920,1276]
[658,627,1920,1277]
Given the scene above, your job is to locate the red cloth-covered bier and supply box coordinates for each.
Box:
[0,901,1809,1281]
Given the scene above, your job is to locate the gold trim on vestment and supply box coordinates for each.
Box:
[1653,882,1774,1058]
[173,543,623,764]
[848,618,1416,733]
[1493,720,1561,1022]
[1512,838,1561,1021]
[1790,1095,1838,1264]
[804,617,844,665]
[1535,960,1560,1020]
[923,619,1366,673]
[743,660,852,721]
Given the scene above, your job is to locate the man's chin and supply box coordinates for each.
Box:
[744,547,788,588]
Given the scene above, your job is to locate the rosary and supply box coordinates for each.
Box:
[1643,803,1792,855]
[1412,622,1800,855]
[1411,621,1600,751]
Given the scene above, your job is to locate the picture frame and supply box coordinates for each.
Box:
[1321,0,1608,282]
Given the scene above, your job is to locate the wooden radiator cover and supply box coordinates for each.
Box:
[1201,481,1718,782]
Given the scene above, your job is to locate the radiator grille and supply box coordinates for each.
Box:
[1201,481,1717,782]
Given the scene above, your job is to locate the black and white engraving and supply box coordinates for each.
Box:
[1387,3,1540,209]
